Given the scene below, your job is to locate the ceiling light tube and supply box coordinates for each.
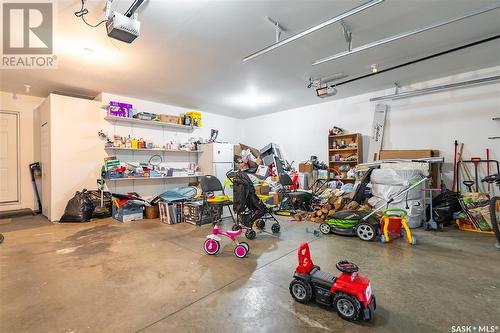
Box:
[243,0,384,62]
[369,75,500,102]
[313,3,500,66]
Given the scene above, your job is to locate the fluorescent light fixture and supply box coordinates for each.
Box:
[312,2,500,66]
[369,75,500,101]
[243,0,384,62]
[227,87,276,108]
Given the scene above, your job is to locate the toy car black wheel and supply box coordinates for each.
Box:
[271,222,280,233]
[289,279,312,304]
[336,260,359,273]
[232,224,242,231]
[356,223,376,241]
[245,229,256,240]
[319,222,331,234]
[333,292,362,321]
[255,219,265,230]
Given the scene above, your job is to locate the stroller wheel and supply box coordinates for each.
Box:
[255,219,265,230]
[232,224,242,231]
[271,222,280,233]
[245,229,256,240]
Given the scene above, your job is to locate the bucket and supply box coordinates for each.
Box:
[145,205,159,219]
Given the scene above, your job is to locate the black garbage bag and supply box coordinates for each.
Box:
[425,189,461,225]
[60,189,95,222]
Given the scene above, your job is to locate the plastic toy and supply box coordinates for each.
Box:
[290,243,375,321]
[380,209,416,245]
[320,176,429,241]
[203,223,250,258]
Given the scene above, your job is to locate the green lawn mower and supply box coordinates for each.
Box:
[319,176,429,241]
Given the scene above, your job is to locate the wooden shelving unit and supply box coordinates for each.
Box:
[328,133,362,182]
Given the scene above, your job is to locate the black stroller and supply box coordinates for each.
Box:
[231,170,281,240]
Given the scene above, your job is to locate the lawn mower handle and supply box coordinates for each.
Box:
[361,176,430,222]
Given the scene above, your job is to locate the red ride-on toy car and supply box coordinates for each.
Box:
[289,243,376,321]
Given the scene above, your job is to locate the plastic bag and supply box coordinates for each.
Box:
[426,190,461,225]
[59,189,94,222]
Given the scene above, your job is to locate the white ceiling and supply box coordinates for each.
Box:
[1,0,500,118]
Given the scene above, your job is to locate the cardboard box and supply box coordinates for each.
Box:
[255,184,270,195]
[379,150,437,160]
[235,162,248,171]
[112,203,144,222]
[379,149,440,187]
[299,162,314,173]
[160,114,180,124]
[239,143,261,159]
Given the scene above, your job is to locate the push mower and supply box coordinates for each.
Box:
[319,176,429,241]
[289,243,375,321]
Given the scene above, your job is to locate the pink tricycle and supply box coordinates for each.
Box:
[203,223,250,258]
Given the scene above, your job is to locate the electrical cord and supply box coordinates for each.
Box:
[74,0,109,28]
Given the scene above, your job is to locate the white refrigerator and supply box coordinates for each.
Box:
[199,143,234,217]
[199,142,234,194]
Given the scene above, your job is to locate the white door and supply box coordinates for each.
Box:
[0,112,19,204]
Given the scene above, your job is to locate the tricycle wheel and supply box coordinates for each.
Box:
[356,223,376,241]
[319,222,331,234]
[245,229,256,240]
[231,224,242,231]
[239,241,250,253]
[271,222,280,233]
[234,244,248,258]
[333,292,361,321]
[289,279,312,304]
[203,239,220,255]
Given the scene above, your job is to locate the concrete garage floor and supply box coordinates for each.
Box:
[1,215,499,333]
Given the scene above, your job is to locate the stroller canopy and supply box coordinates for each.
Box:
[233,170,267,214]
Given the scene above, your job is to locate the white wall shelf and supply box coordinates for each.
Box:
[105,116,195,131]
[106,174,203,181]
[105,147,200,153]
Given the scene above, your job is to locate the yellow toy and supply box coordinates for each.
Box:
[207,195,230,203]
[380,209,417,245]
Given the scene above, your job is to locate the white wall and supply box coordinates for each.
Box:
[42,93,240,221]
[241,66,500,193]
[0,91,43,212]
